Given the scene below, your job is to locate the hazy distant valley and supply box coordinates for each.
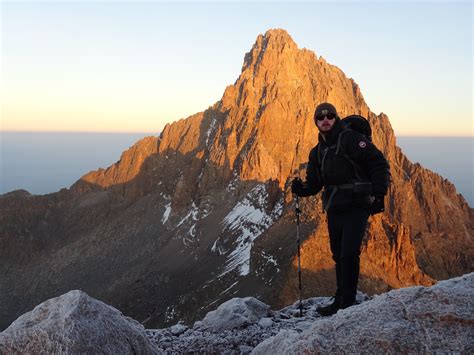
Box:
[2,133,472,206]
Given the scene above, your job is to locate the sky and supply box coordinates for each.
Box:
[1,1,472,136]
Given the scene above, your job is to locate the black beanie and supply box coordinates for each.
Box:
[314,103,339,120]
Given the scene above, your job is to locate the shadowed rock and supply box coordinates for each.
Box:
[4,274,472,353]
[197,297,271,332]
[0,290,155,354]
[252,273,474,354]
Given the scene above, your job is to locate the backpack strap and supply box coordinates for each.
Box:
[335,127,349,155]
[335,128,365,181]
[319,144,337,183]
[342,153,364,181]
[323,186,338,212]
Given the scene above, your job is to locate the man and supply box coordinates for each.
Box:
[291,102,390,316]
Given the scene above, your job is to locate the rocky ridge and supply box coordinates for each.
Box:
[0,28,472,331]
[1,273,472,354]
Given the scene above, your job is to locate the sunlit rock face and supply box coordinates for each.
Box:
[0,28,472,331]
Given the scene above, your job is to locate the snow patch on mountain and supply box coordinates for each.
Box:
[226,171,240,192]
[205,115,217,147]
[259,250,280,273]
[171,201,213,245]
[219,281,239,296]
[165,305,177,323]
[177,202,199,227]
[219,184,283,277]
[161,203,171,224]
[211,239,220,253]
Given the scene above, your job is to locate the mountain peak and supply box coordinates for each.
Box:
[241,28,299,74]
[220,28,372,186]
[254,28,297,51]
[262,28,297,47]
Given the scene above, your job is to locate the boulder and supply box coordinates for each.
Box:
[253,273,474,354]
[200,297,270,332]
[257,317,273,328]
[170,323,188,336]
[0,290,155,354]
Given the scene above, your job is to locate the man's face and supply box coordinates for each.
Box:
[316,114,336,133]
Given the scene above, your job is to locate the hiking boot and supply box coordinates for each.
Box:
[317,296,342,317]
[340,299,356,310]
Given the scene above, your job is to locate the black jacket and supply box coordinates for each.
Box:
[299,120,390,212]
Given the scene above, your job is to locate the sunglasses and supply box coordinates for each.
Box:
[316,114,336,121]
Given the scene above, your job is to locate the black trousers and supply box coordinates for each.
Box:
[327,208,369,304]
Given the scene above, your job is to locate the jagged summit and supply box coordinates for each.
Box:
[214,28,373,186]
[76,28,374,192]
[242,28,299,71]
[252,28,299,53]
[263,28,297,44]
[0,29,472,332]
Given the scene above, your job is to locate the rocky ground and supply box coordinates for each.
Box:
[145,295,367,354]
[1,273,472,354]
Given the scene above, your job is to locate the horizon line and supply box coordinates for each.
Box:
[1,130,159,135]
[1,130,473,138]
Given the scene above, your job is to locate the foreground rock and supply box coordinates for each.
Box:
[0,290,154,354]
[146,296,338,353]
[253,273,474,354]
[2,274,472,354]
[197,297,271,332]
[147,274,473,353]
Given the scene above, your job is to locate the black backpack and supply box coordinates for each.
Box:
[340,115,372,142]
[318,114,372,181]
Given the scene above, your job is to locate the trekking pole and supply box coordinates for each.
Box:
[295,195,303,317]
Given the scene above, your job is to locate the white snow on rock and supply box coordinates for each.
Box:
[0,290,154,354]
[220,184,283,276]
[211,238,220,253]
[161,202,171,224]
[198,297,271,332]
[188,224,196,237]
[252,273,474,354]
[165,305,177,322]
[173,201,211,244]
[259,250,279,272]
[219,280,239,296]
[205,115,217,147]
[176,201,199,227]
[226,171,240,192]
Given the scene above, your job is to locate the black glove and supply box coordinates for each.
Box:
[369,195,385,215]
[291,178,305,196]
